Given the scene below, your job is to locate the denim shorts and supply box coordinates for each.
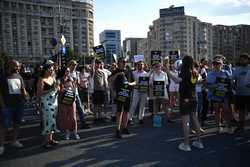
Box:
[1,105,24,128]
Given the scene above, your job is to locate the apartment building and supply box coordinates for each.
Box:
[0,0,94,64]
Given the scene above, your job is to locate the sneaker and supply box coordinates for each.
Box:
[219,127,224,134]
[178,143,191,152]
[65,133,70,140]
[11,141,24,148]
[74,134,80,140]
[0,146,4,155]
[122,128,130,135]
[192,141,204,149]
[200,128,206,133]
[115,130,122,139]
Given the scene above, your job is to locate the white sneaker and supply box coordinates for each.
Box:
[0,146,4,155]
[74,134,80,140]
[178,143,191,152]
[11,141,24,148]
[65,133,70,140]
[192,141,204,149]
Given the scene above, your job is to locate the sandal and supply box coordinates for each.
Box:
[50,140,59,145]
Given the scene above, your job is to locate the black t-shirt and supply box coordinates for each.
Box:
[110,69,134,95]
[179,71,196,99]
[0,73,25,107]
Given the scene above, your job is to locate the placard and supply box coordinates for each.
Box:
[93,45,105,59]
[116,84,130,103]
[153,81,165,97]
[138,76,149,93]
[151,51,161,66]
[213,76,231,97]
[134,55,144,63]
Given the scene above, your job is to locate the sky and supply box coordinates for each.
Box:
[93,0,250,45]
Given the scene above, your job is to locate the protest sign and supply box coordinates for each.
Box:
[151,51,161,66]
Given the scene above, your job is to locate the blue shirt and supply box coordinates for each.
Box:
[233,65,250,96]
[207,70,231,102]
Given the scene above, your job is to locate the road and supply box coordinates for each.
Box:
[0,102,250,167]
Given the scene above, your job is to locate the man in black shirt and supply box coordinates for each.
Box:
[109,58,135,138]
[0,60,28,153]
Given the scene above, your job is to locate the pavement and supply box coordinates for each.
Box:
[0,102,250,167]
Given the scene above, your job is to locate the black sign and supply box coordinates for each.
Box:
[151,51,161,66]
[169,50,180,60]
[93,45,105,60]
[116,84,130,103]
[153,81,165,97]
[213,76,231,97]
[138,76,149,93]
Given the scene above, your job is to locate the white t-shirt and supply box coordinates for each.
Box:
[149,71,169,99]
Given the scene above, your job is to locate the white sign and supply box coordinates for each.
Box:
[60,35,66,46]
[113,54,118,63]
[134,55,144,63]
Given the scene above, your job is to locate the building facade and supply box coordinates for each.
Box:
[0,0,94,64]
[147,6,213,62]
[99,30,121,64]
[123,38,145,61]
[213,24,250,62]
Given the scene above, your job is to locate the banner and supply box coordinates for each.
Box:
[138,76,149,93]
[134,55,144,63]
[153,81,165,97]
[151,51,161,66]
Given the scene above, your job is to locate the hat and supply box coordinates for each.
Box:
[69,60,77,65]
[45,60,54,66]
[213,58,223,64]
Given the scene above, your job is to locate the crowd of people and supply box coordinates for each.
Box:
[0,53,250,155]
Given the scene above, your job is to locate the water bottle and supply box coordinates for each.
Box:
[153,114,162,127]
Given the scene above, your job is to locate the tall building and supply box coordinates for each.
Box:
[123,38,144,60]
[0,0,94,64]
[136,38,150,63]
[213,24,250,62]
[147,6,213,62]
[99,30,121,64]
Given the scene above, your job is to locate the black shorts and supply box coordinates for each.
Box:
[179,98,197,115]
[93,90,105,105]
[235,95,250,112]
[116,100,130,112]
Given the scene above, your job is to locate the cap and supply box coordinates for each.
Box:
[69,60,77,65]
[213,58,223,64]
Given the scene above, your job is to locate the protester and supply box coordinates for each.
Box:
[233,53,250,133]
[68,60,90,129]
[79,65,92,114]
[92,60,108,122]
[109,57,135,138]
[149,63,170,121]
[207,57,233,133]
[0,59,28,150]
[129,61,149,124]
[57,68,80,140]
[167,56,204,151]
[36,60,59,148]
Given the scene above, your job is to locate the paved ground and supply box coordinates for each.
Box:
[0,103,250,167]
